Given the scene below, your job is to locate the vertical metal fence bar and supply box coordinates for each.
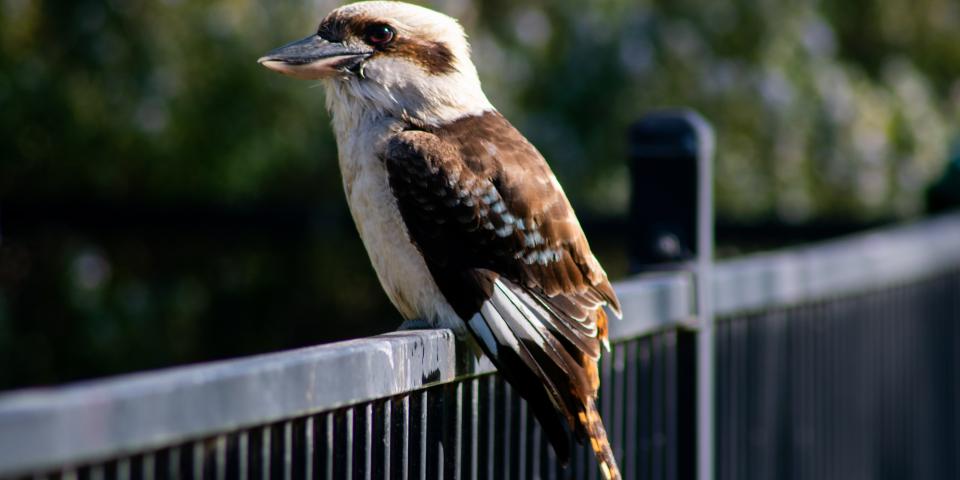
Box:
[466,379,478,480]
[834,299,849,477]
[652,334,665,480]
[323,412,334,480]
[266,425,277,480]
[599,344,613,479]
[738,315,750,480]
[801,304,813,480]
[546,434,557,480]
[839,299,858,479]
[664,332,678,480]
[743,314,754,480]
[955,272,960,480]
[879,288,893,480]
[639,337,652,480]
[533,406,544,480]
[416,391,427,480]
[305,416,315,480]
[714,316,733,480]
[331,412,344,479]
[345,408,355,480]
[882,287,895,480]
[168,447,180,480]
[611,343,626,479]
[425,388,441,480]
[863,291,877,479]
[142,453,156,480]
[395,395,410,480]
[822,301,835,480]
[452,383,463,480]
[512,384,525,480]
[237,432,248,480]
[117,458,131,480]
[373,398,390,479]
[214,436,226,480]
[497,380,510,480]
[693,116,716,480]
[624,340,639,480]
[90,464,106,480]
[481,376,494,480]
[282,422,292,480]
[517,395,529,480]
[361,404,373,480]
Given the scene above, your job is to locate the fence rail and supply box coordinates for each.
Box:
[2,210,958,479]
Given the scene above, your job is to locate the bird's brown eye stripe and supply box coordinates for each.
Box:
[316,12,455,75]
[406,40,456,75]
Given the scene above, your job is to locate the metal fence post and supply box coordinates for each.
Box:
[628,110,715,480]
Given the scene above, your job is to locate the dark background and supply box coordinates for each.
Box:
[1,0,958,390]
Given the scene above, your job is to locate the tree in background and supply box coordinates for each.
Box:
[2,0,956,218]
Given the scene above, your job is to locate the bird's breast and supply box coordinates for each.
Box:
[335,125,463,332]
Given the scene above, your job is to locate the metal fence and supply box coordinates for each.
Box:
[1,210,958,480]
[717,270,960,480]
[0,272,696,480]
[2,106,959,480]
[709,211,960,480]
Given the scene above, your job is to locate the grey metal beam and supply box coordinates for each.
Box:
[0,270,693,477]
[0,330,491,476]
[608,272,695,339]
[714,211,960,317]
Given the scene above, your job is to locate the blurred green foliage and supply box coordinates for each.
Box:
[0,0,958,388]
[3,0,957,215]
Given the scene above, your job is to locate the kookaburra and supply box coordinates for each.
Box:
[259,2,622,478]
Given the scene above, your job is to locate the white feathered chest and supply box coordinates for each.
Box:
[326,93,462,331]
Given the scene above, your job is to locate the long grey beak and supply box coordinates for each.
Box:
[257,35,371,80]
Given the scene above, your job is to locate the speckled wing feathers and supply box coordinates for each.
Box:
[383,112,620,347]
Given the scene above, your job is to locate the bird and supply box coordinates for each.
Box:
[259,2,623,478]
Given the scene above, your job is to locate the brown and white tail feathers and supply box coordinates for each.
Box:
[461,272,621,479]
[581,398,621,480]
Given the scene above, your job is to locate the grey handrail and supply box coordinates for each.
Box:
[713,211,960,316]
[0,269,694,476]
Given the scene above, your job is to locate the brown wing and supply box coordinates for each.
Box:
[386,112,619,352]
[383,111,621,468]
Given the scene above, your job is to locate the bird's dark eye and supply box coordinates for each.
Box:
[364,24,395,46]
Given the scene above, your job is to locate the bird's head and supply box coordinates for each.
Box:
[258,1,492,126]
